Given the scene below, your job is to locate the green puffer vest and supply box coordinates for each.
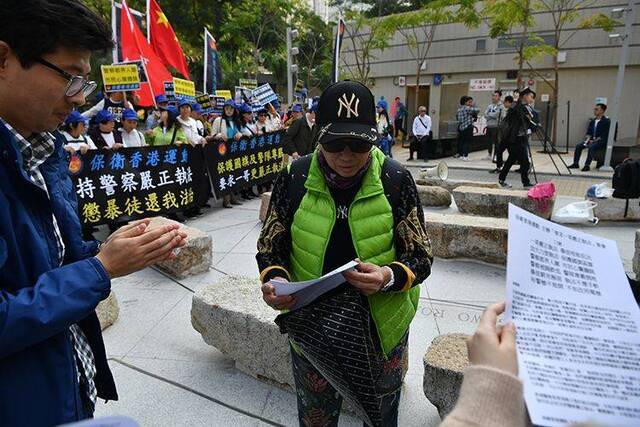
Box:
[289,148,420,357]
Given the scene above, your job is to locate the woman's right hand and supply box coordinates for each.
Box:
[261,277,296,310]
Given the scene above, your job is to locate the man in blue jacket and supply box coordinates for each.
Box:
[568,103,611,171]
[0,1,188,424]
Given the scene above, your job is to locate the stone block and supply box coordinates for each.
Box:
[259,192,272,223]
[425,212,508,265]
[192,276,294,388]
[416,185,452,208]
[423,333,470,419]
[453,186,555,219]
[416,177,501,193]
[96,291,119,331]
[192,275,411,392]
[634,230,640,277]
[148,216,212,279]
[588,197,640,221]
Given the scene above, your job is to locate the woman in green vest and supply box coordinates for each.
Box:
[145,105,188,146]
[256,81,433,426]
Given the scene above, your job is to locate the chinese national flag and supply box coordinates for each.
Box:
[149,0,190,79]
[120,0,172,107]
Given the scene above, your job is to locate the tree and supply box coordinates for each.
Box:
[340,10,395,84]
[483,0,536,90]
[523,0,616,146]
[382,0,480,112]
[292,6,334,91]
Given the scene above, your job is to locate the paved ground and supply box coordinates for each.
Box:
[393,142,611,197]
[93,164,637,427]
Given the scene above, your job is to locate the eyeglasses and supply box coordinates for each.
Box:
[322,140,372,153]
[36,58,97,98]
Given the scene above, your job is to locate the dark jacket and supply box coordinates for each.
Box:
[504,102,537,145]
[283,116,315,156]
[586,116,610,142]
[89,127,124,149]
[0,127,117,425]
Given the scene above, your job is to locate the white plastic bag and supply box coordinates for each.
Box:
[586,182,614,199]
[551,201,599,225]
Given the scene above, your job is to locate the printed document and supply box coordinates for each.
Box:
[506,204,640,427]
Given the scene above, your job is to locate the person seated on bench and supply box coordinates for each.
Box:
[568,103,610,172]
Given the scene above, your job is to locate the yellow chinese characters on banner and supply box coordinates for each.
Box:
[173,77,196,98]
[101,64,140,92]
[214,89,233,100]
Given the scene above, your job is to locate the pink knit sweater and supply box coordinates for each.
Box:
[439,365,527,427]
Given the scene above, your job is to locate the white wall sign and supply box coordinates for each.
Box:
[541,94,550,102]
[469,78,496,91]
[398,76,406,87]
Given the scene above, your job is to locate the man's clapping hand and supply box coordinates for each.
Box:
[95,219,188,278]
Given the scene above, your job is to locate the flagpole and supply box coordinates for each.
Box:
[111,0,118,63]
[146,0,151,43]
[203,27,208,93]
[123,0,157,108]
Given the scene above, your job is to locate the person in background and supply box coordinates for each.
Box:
[489,95,513,174]
[0,1,188,424]
[393,96,407,141]
[145,94,168,131]
[119,108,145,148]
[239,103,258,137]
[568,103,611,172]
[82,89,133,125]
[284,103,303,128]
[439,302,525,427]
[409,106,431,161]
[61,111,96,154]
[376,100,393,157]
[266,102,283,130]
[146,105,187,146]
[177,100,205,146]
[484,90,504,161]
[455,96,479,161]
[498,88,536,189]
[191,103,211,138]
[255,108,273,134]
[210,99,242,208]
[88,109,123,150]
[283,103,314,160]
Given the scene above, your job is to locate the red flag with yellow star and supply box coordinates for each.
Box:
[148,0,190,79]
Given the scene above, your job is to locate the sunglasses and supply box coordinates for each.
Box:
[322,140,372,153]
[37,58,97,98]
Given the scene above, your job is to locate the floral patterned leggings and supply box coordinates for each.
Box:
[290,337,407,427]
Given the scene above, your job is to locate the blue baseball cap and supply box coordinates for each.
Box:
[239,103,252,114]
[96,109,115,123]
[178,99,192,108]
[155,94,169,104]
[162,105,179,118]
[122,109,138,121]
[191,103,203,113]
[292,104,303,113]
[376,99,388,110]
[224,99,236,108]
[64,111,87,126]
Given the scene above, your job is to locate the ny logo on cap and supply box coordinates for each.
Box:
[337,93,360,119]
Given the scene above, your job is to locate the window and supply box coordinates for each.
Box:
[476,39,487,52]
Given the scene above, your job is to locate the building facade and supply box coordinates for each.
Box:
[340,0,640,147]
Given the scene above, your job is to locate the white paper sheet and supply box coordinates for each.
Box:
[270,261,358,310]
[506,204,640,427]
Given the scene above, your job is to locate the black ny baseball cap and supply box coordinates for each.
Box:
[315,80,379,146]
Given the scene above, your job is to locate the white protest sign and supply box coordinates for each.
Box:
[252,84,278,106]
[506,204,640,427]
[469,78,496,91]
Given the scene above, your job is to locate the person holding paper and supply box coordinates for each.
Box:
[256,80,433,426]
